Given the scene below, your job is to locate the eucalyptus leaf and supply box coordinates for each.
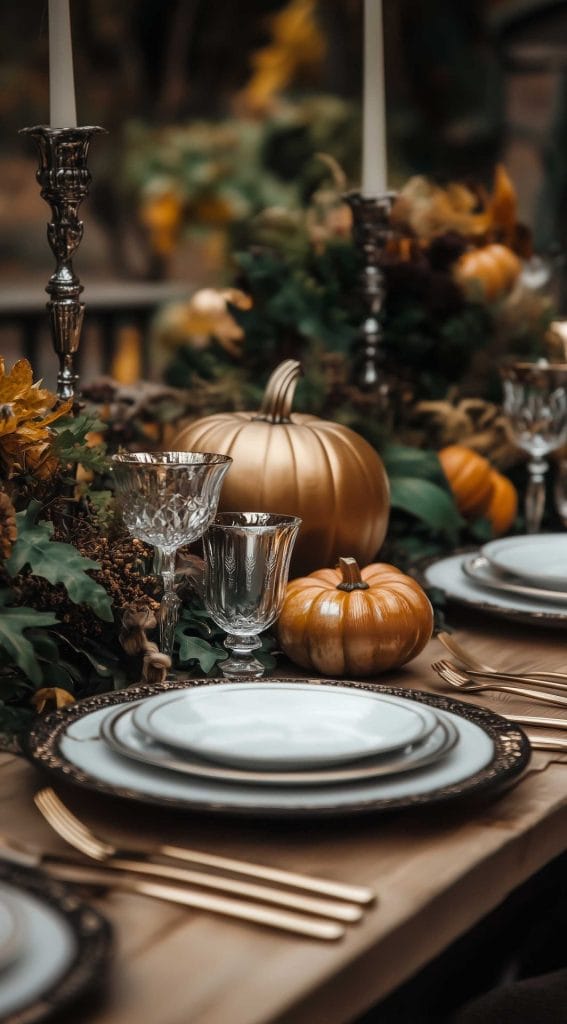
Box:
[383,444,446,486]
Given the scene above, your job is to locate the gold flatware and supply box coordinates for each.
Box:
[431,660,567,709]
[33,790,362,923]
[526,735,567,753]
[438,632,567,683]
[0,836,344,941]
[33,787,374,906]
[506,714,567,730]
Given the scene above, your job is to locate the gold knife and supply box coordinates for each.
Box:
[0,844,345,941]
[0,834,360,923]
[506,714,567,730]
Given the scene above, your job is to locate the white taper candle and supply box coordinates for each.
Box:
[49,0,77,128]
[362,0,387,194]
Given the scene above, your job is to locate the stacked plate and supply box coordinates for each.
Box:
[27,679,530,816]
[0,867,110,1023]
[424,534,567,628]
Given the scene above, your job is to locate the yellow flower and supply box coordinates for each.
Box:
[0,358,72,478]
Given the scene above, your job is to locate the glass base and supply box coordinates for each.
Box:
[220,655,265,680]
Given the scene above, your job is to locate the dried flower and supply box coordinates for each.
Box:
[0,358,71,479]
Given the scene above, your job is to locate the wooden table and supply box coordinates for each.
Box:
[3,613,567,1024]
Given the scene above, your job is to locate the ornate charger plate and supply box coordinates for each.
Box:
[421,552,567,628]
[25,678,530,818]
[0,862,111,1024]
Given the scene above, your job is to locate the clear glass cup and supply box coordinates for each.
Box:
[112,451,232,657]
[203,512,301,679]
[500,362,567,533]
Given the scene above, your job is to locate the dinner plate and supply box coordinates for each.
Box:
[25,678,530,817]
[482,535,567,590]
[0,888,24,975]
[462,555,567,605]
[423,552,567,628]
[0,863,111,1024]
[132,683,435,770]
[101,701,454,786]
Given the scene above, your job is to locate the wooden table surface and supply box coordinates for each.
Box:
[3,612,567,1024]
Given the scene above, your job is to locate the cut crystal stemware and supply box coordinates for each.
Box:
[501,361,567,533]
[112,452,231,657]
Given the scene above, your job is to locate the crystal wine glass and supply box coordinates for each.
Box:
[501,361,567,533]
[112,452,231,656]
[203,512,301,679]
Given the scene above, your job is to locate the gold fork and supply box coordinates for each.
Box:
[34,789,372,920]
[438,633,567,683]
[435,630,567,679]
[34,788,373,904]
[431,660,567,708]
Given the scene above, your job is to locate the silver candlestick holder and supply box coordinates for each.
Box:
[20,125,105,403]
[344,190,396,392]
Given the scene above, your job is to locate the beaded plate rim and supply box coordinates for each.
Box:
[0,861,112,1024]
[24,677,531,818]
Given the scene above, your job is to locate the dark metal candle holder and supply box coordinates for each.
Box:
[344,190,396,391]
[20,125,105,402]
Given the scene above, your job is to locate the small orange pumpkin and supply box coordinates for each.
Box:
[482,469,518,536]
[277,557,434,677]
[455,243,521,301]
[438,445,493,517]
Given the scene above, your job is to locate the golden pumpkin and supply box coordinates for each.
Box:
[455,243,521,301]
[173,360,390,577]
[277,557,434,677]
[482,469,518,537]
[438,444,493,517]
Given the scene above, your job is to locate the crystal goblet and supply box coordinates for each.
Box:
[501,361,567,533]
[112,452,231,657]
[203,512,301,679]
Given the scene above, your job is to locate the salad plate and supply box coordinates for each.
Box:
[482,534,567,591]
[131,682,438,770]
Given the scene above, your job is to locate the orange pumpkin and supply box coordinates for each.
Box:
[173,360,390,577]
[277,557,434,677]
[482,469,518,536]
[438,445,493,517]
[455,243,521,301]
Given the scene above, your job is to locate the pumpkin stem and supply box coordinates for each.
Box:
[253,359,303,424]
[336,557,369,592]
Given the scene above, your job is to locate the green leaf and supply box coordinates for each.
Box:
[389,477,464,541]
[382,444,446,485]
[6,510,114,622]
[177,634,227,673]
[51,413,108,472]
[0,594,59,684]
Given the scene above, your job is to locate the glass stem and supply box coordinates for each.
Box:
[526,458,548,533]
[157,547,180,658]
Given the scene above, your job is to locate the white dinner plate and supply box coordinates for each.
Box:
[132,682,435,770]
[0,884,76,1021]
[100,701,454,786]
[0,888,24,975]
[424,552,567,628]
[482,534,567,590]
[462,555,567,605]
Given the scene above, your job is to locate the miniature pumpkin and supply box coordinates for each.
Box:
[173,360,390,577]
[455,243,521,301]
[482,469,518,537]
[438,445,493,516]
[277,557,434,677]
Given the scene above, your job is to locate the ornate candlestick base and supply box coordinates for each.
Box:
[21,125,105,402]
[344,190,396,392]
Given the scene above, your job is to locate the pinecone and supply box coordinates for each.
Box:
[0,491,17,560]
